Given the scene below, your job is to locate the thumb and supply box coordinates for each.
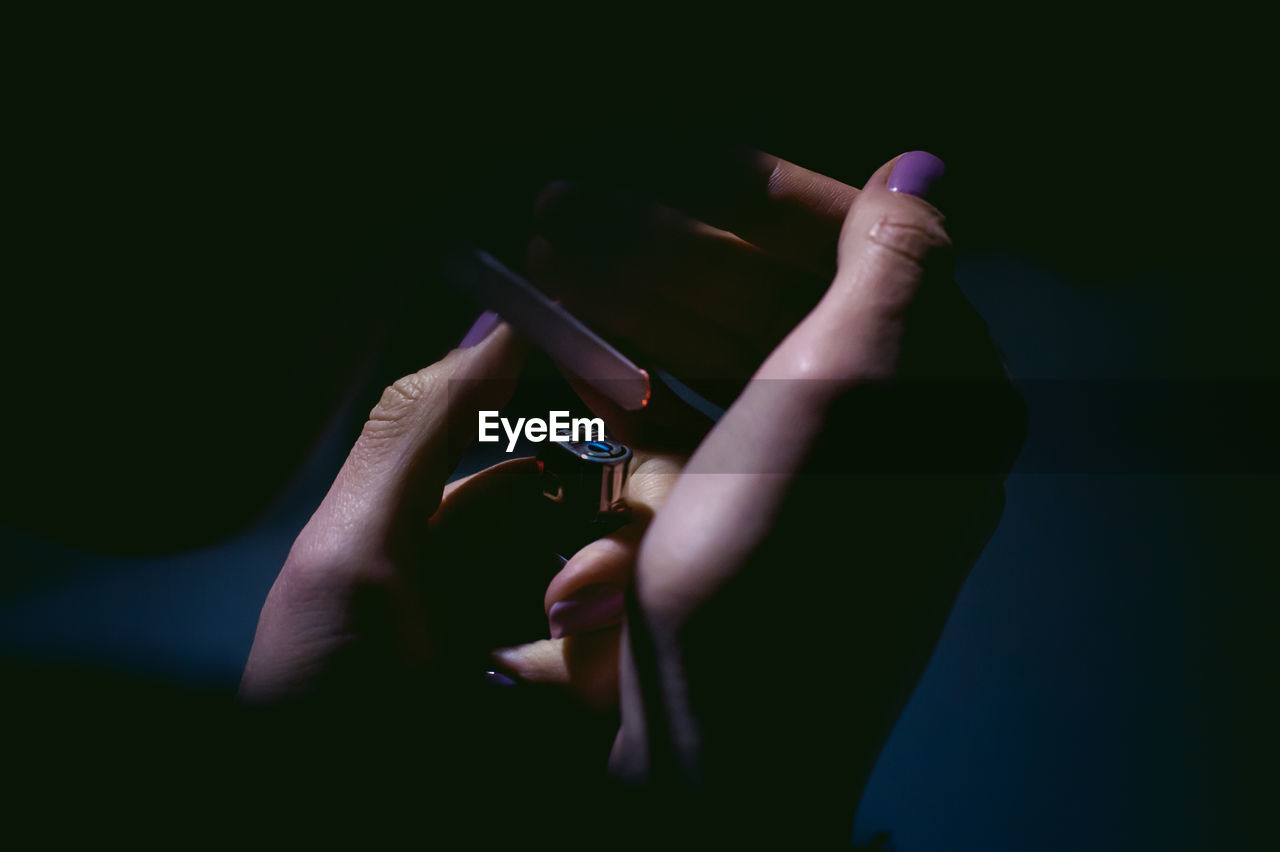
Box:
[758,150,952,386]
[293,313,525,566]
[633,153,957,613]
[660,152,954,487]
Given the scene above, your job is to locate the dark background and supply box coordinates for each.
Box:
[1,15,1273,848]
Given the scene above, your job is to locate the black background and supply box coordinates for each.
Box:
[1,12,1274,847]
[5,18,1272,550]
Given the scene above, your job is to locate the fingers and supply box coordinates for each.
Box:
[291,322,524,571]
[612,154,1014,807]
[542,451,684,621]
[616,145,860,276]
[765,152,1022,474]
[758,152,953,386]
[484,450,684,708]
[526,148,861,406]
[528,191,823,393]
[636,152,961,615]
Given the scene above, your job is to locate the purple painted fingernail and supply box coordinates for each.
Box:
[547,585,625,639]
[483,670,518,687]
[887,151,947,201]
[460,310,501,348]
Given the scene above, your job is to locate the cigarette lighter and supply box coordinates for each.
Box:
[537,437,633,558]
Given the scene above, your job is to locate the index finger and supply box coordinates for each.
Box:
[623,144,859,276]
[291,322,524,566]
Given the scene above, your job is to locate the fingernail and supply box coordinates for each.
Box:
[483,670,518,687]
[887,151,947,201]
[547,585,625,639]
[459,310,501,348]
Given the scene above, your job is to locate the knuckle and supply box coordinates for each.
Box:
[865,213,953,268]
[364,365,447,437]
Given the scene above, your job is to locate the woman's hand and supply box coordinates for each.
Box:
[237,310,669,771]
[527,148,860,412]
[239,146,866,710]
[532,150,1025,840]
[239,148,1024,842]
[238,323,536,703]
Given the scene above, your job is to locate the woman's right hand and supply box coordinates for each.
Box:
[532,150,1025,840]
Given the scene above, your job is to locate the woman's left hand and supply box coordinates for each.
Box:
[239,317,678,747]
[238,323,564,702]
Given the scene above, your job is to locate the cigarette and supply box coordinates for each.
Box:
[443,248,651,411]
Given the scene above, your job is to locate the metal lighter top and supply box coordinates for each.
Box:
[537,438,632,533]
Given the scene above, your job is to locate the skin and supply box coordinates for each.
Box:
[240,150,1025,841]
